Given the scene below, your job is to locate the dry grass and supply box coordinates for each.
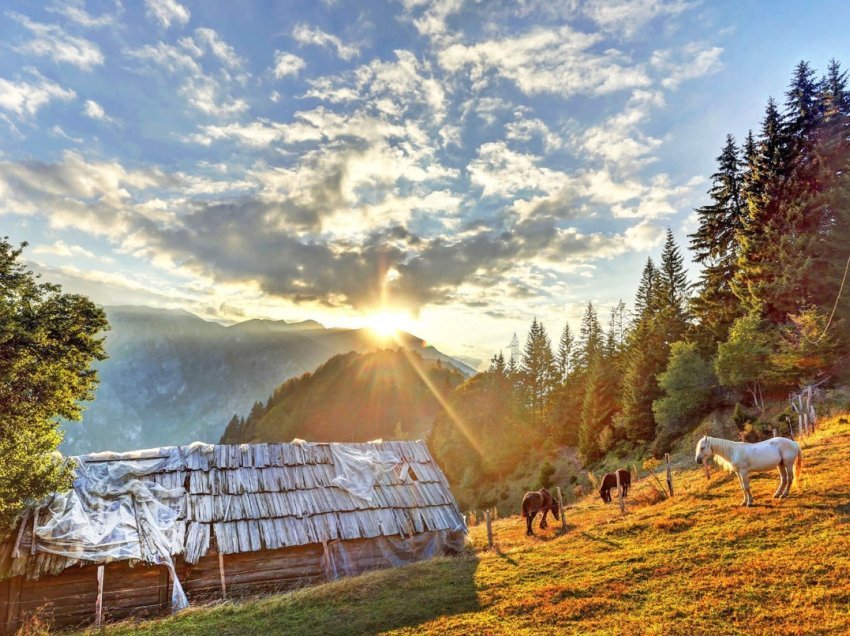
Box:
[80,414,850,636]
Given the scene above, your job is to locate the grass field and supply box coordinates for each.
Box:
[78,414,850,636]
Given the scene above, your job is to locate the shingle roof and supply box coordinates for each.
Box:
[0,440,465,580]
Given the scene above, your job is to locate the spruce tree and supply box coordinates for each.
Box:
[520,319,558,426]
[689,135,745,348]
[634,258,659,320]
[557,321,574,382]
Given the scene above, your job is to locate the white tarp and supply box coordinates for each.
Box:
[33,450,189,611]
[328,443,400,502]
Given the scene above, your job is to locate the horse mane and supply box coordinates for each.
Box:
[708,436,737,473]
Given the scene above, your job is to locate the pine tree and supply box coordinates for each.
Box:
[557,321,574,382]
[520,319,558,425]
[634,258,659,320]
[574,302,603,370]
[579,355,615,462]
[689,134,746,348]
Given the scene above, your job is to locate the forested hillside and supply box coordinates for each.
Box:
[429,59,850,508]
[64,307,473,454]
[221,349,465,444]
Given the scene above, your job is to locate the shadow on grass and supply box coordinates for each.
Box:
[98,555,482,636]
[580,531,621,548]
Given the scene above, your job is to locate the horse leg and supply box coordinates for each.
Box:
[773,463,788,498]
[736,471,748,506]
[780,459,794,498]
[740,470,753,506]
[527,511,537,535]
[540,509,548,529]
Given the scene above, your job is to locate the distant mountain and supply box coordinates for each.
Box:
[221,349,466,444]
[62,306,474,454]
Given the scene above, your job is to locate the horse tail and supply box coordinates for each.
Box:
[793,450,803,490]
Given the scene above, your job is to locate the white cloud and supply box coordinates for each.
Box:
[272,51,306,78]
[582,0,695,39]
[126,42,248,117]
[82,98,116,123]
[0,72,76,119]
[144,0,190,28]
[182,28,244,69]
[505,115,563,152]
[10,12,104,70]
[47,1,117,28]
[438,26,650,97]
[653,44,723,89]
[292,23,359,61]
[33,240,97,259]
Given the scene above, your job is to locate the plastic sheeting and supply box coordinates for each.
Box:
[329,444,400,502]
[322,529,466,580]
[32,450,189,611]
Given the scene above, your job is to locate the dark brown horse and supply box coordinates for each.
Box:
[521,488,559,535]
[599,469,631,503]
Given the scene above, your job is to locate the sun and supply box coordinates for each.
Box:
[367,311,403,339]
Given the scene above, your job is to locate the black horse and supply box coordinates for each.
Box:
[521,488,559,535]
[599,469,631,503]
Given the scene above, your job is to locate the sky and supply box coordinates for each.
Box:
[1,0,849,369]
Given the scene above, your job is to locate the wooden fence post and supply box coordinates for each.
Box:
[485,509,493,549]
[218,552,227,600]
[615,471,625,515]
[799,413,804,438]
[664,454,674,497]
[556,486,566,534]
[95,565,105,628]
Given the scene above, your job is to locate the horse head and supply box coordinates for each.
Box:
[695,435,713,465]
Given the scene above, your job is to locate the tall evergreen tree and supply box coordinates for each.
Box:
[690,135,746,348]
[557,321,574,382]
[633,258,659,320]
[520,319,558,425]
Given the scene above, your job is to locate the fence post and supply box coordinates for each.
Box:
[95,564,105,628]
[485,509,493,549]
[665,453,674,497]
[799,413,804,438]
[615,471,625,514]
[556,486,566,534]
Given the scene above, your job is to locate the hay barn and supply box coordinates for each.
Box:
[0,440,466,633]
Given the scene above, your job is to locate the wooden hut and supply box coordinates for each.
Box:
[0,440,465,633]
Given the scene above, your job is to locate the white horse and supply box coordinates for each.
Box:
[694,435,802,506]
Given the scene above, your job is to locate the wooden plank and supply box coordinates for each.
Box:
[95,565,104,628]
[4,576,22,635]
[218,552,227,600]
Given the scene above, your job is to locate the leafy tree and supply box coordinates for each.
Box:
[0,238,108,533]
[652,342,716,455]
[715,312,774,411]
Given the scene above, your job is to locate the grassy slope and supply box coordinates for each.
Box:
[83,414,850,636]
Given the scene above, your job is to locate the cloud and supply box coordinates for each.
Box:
[47,1,118,28]
[653,44,723,89]
[292,23,359,61]
[32,240,97,259]
[126,41,248,117]
[272,51,306,78]
[438,25,650,97]
[82,98,116,123]
[581,0,695,39]
[9,12,104,70]
[0,71,76,119]
[181,27,244,69]
[144,0,190,28]
[505,115,563,152]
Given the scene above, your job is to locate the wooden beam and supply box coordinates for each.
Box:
[95,565,105,628]
[615,471,625,514]
[3,576,22,636]
[11,510,29,559]
[665,454,674,497]
[484,510,493,548]
[218,552,227,600]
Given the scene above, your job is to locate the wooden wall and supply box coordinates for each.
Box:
[0,542,329,634]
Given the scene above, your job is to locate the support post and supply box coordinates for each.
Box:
[556,486,566,534]
[218,552,227,600]
[4,576,23,635]
[30,508,40,556]
[95,565,105,628]
[803,412,809,436]
[799,413,804,438]
[665,454,674,497]
[485,509,493,549]
[772,428,778,438]
[615,471,625,514]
